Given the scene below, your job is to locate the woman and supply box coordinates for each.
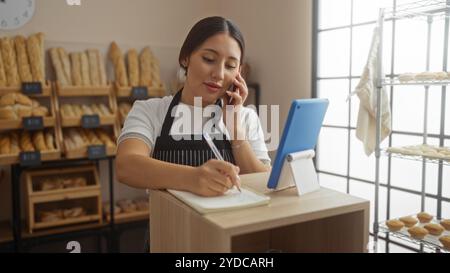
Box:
[116,16,271,198]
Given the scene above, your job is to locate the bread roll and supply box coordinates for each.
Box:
[81,104,94,115]
[58,48,72,85]
[45,131,55,150]
[14,36,33,82]
[127,49,139,86]
[70,52,82,86]
[32,131,47,151]
[96,129,115,147]
[14,105,32,118]
[139,47,152,86]
[10,132,20,154]
[0,93,16,106]
[27,34,45,84]
[0,106,18,119]
[72,104,83,117]
[96,50,107,86]
[80,52,91,86]
[0,37,20,86]
[84,129,102,145]
[98,104,111,115]
[32,106,49,117]
[0,134,11,154]
[109,42,128,86]
[50,48,68,86]
[87,49,100,86]
[0,50,6,86]
[20,131,35,152]
[15,93,32,106]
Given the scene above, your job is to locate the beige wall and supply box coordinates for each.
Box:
[0,0,313,221]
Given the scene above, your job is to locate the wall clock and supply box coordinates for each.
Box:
[0,0,35,30]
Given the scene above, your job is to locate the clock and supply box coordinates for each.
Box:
[0,0,35,30]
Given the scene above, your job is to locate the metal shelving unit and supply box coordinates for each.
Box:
[373,0,450,253]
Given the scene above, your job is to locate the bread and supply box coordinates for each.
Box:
[72,177,87,187]
[0,134,11,154]
[72,104,83,117]
[109,42,128,86]
[134,198,149,211]
[27,34,45,84]
[58,48,72,85]
[14,105,32,118]
[96,129,115,147]
[0,37,20,86]
[151,57,162,87]
[103,202,121,215]
[40,179,63,191]
[90,104,102,116]
[14,35,33,82]
[15,93,32,106]
[80,52,91,86]
[10,132,20,154]
[439,235,450,250]
[32,106,49,117]
[127,49,140,86]
[0,93,16,106]
[408,226,429,239]
[87,49,100,86]
[440,219,450,231]
[417,212,433,223]
[50,48,68,86]
[45,131,55,150]
[39,210,63,222]
[32,131,47,151]
[98,104,111,115]
[117,199,137,213]
[386,219,404,232]
[84,129,102,145]
[63,207,85,218]
[68,129,85,148]
[81,104,94,115]
[0,106,18,119]
[0,50,7,86]
[424,223,445,236]
[20,131,34,152]
[64,138,76,151]
[96,50,107,86]
[139,47,152,86]
[70,52,83,86]
[61,104,75,117]
[399,216,418,227]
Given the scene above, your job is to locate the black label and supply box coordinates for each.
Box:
[131,86,149,100]
[19,151,41,167]
[22,82,43,95]
[81,115,100,129]
[22,116,44,131]
[88,145,106,160]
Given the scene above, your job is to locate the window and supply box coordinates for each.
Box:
[314,0,450,252]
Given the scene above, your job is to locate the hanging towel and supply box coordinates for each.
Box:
[351,26,391,156]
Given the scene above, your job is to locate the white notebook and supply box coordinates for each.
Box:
[168,187,270,214]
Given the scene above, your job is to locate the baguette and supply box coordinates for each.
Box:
[1,37,20,86]
[80,52,90,86]
[0,50,6,86]
[96,50,107,86]
[127,49,139,86]
[109,42,128,86]
[58,48,72,85]
[70,52,82,86]
[50,48,68,86]
[139,47,152,86]
[87,49,100,85]
[14,35,33,82]
[27,34,45,84]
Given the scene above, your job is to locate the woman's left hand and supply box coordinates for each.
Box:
[222,73,248,140]
[225,73,248,108]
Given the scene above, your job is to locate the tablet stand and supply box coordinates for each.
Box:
[275,149,320,195]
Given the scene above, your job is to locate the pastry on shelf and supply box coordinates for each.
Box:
[423,223,444,236]
[440,219,450,231]
[399,216,418,227]
[103,202,122,216]
[118,102,131,122]
[386,219,404,232]
[117,199,137,213]
[61,103,111,118]
[439,235,450,250]
[417,212,433,223]
[63,207,86,219]
[64,128,116,151]
[407,226,429,239]
[40,179,63,191]
[39,209,63,223]
[0,93,49,120]
[134,198,149,211]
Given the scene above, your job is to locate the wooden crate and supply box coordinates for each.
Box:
[114,82,166,98]
[0,127,61,166]
[56,82,112,97]
[24,165,102,234]
[0,81,52,97]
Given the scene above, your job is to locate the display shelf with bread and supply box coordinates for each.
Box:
[384,145,450,166]
[103,197,149,223]
[117,102,131,125]
[60,127,118,159]
[24,165,102,234]
[55,96,117,128]
[381,213,450,253]
[109,42,166,99]
[0,92,57,130]
[0,128,61,166]
[0,33,50,96]
[50,47,112,97]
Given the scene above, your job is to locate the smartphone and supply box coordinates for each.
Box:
[228,83,237,104]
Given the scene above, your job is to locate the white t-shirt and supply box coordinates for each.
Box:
[117,95,271,165]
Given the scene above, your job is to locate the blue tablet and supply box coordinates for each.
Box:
[267,98,329,189]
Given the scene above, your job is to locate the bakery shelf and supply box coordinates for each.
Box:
[32,214,101,230]
[115,83,166,98]
[56,82,112,97]
[383,148,450,166]
[382,78,450,86]
[0,81,52,97]
[0,117,56,130]
[105,210,149,224]
[379,220,450,253]
[60,115,117,127]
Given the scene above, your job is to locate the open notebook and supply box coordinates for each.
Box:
[168,186,270,214]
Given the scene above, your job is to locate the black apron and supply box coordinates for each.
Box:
[144,90,235,252]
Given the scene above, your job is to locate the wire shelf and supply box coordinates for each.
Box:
[383,149,450,166]
[379,219,450,253]
[384,0,450,21]
[382,78,450,86]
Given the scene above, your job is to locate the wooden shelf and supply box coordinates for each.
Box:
[0,82,52,97]
[56,82,112,97]
[105,210,149,224]
[115,84,165,98]
[0,117,56,130]
[21,221,107,239]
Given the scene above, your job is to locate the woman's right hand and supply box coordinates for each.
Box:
[191,159,241,197]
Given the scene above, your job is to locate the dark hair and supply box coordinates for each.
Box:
[179,16,245,71]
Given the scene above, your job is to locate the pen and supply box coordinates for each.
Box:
[203,132,241,192]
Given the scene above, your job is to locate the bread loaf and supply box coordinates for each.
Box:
[70,52,83,86]
[87,49,100,85]
[127,49,139,86]
[14,35,33,82]
[58,48,72,85]
[109,42,128,86]
[50,48,68,86]
[139,47,152,86]
[27,34,45,84]
[0,50,6,86]
[80,52,90,86]
[0,37,20,86]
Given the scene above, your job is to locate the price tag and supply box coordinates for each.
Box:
[81,115,100,129]
[131,86,149,100]
[19,151,41,167]
[22,82,43,95]
[88,145,106,160]
[22,117,44,131]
